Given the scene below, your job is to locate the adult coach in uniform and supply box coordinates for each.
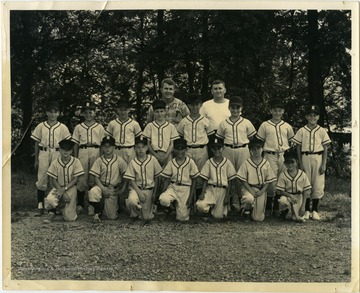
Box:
[146,78,189,126]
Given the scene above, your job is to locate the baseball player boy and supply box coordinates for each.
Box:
[71,102,106,215]
[88,136,128,222]
[124,136,162,221]
[176,93,214,194]
[256,98,295,215]
[146,78,190,126]
[277,150,312,222]
[159,138,199,221]
[106,99,142,164]
[143,99,180,167]
[31,101,71,216]
[237,138,277,222]
[293,105,331,220]
[43,139,84,223]
[196,137,237,220]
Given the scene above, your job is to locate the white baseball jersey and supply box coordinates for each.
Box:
[143,121,179,152]
[89,155,128,187]
[256,120,294,152]
[216,117,256,145]
[106,118,142,146]
[47,156,84,186]
[176,115,214,146]
[292,125,331,152]
[71,122,106,145]
[237,158,277,186]
[124,155,162,189]
[161,157,199,186]
[200,157,237,187]
[199,99,230,131]
[31,121,71,148]
[276,170,311,194]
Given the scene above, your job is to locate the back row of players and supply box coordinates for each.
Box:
[31,79,331,223]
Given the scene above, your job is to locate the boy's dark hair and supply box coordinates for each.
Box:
[211,80,225,87]
[161,78,176,88]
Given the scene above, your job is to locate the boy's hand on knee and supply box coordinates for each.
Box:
[319,164,326,175]
[62,192,71,203]
[138,192,146,203]
[199,193,205,200]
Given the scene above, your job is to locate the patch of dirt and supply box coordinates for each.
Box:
[10,210,351,282]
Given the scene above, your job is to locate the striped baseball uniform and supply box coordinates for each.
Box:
[106,118,142,163]
[177,115,214,188]
[216,117,257,170]
[124,155,162,220]
[256,120,294,177]
[31,121,71,191]
[147,97,190,126]
[237,158,276,221]
[88,155,128,219]
[71,122,106,191]
[293,125,331,199]
[196,157,237,219]
[45,156,84,221]
[159,157,199,221]
[277,170,312,216]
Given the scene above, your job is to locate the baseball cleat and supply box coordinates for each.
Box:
[312,211,320,221]
[43,212,56,223]
[93,213,101,222]
[34,209,44,217]
[303,211,311,220]
[88,205,95,216]
[76,205,83,215]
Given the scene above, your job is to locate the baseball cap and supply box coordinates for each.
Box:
[46,101,60,111]
[117,99,130,108]
[152,99,166,110]
[307,105,320,115]
[184,93,202,105]
[270,98,285,109]
[135,135,148,145]
[208,137,224,147]
[248,138,264,149]
[229,96,243,107]
[59,139,74,150]
[173,138,187,149]
[82,102,96,110]
[101,135,116,146]
[284,149,298,163]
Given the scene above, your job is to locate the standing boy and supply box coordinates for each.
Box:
[146,78,189,126]
[106,99,142,164]
[143,99,179,166]
[196,137,237,220]
[71,102,106,215]
[177,93,214,195]
[256,98,295,215]
[43,139,84,223]
[124,136,162,221]
[237,138,277,222]
[88,136,128,222]
[31,101,71,216]
[293,105,331,220]
[277,150,312,222]
[159,138,199,221]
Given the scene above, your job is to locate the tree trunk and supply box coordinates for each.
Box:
[200,12,210,100]
[156,10,165,88]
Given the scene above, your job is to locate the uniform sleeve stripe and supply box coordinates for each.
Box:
[200,174,209,180]
[215,133,225,139]
[247,130,257,138]
[154,170,162,177]
[322,140,331,145]
[65,134,72,139]
[292,138,301,145]
[134,131,142,137]
[191,172,200,178]
[160,172,172,178]
[255,134,265,141]
[276,186,285,191]
[238,175,247,181]
[71,138,80,143]
[170,135,180,140]
[47,171,57,178]
[74,171,85,176]
[31,135,41,142]
[228,174,237,180]
[89,170,100,177]
[303,185,312,191]
[265,177,277,183]
[123,174,136,180]
[207,130,215,136]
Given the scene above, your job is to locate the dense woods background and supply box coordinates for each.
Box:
[10,10,352,176]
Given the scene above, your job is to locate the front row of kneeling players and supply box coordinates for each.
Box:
[43,134,312,224]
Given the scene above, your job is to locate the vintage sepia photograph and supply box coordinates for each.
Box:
[2,1,359,292]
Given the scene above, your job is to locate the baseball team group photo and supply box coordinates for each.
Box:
[6,6,354,287]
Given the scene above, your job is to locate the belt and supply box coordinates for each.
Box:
[115,145,134,150]
[137,186,153,190]
[171,181,190,186]
[209,184,227,189]
[39,146,59,151]
[79,145,100,149]
[302,151,323,155]
[265,151,283,155]
[187,145,206,149]
[224,144,247,149]
[288,191,302,195]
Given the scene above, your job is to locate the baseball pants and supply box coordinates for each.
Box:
[126,188,155,220]
[302,154,325,199]
[36,150,60,191]
[114,147,136,164]
[196,186,229,219]
[241,187,266,222]
[44,186,77,221]
[77,148,100,192]
[264,152,286,197]
[88,186,118,219]
[222,146,250,171]
[186,147,208,189]
[159,184,191,221]
[279,194,303,216]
